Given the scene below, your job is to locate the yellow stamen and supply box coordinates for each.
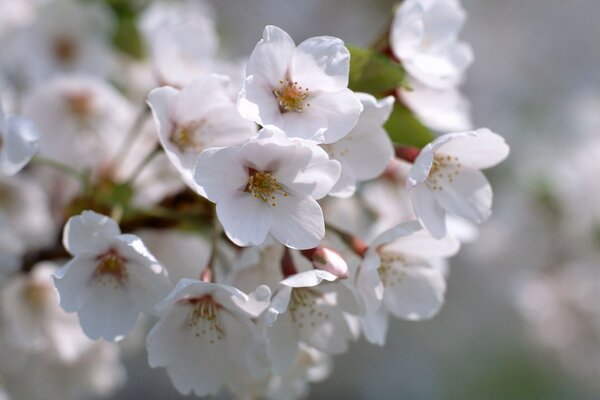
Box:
[273,79,310,113]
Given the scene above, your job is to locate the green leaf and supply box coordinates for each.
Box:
[348,46,405,95]
[385,102,435,148]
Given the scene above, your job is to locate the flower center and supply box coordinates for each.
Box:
[247,169,288,206]
[427,154,461,191]
[170,119,209,153]
[23,281,51,309]
[273,78,310,113]
[288,288,329,328]
[64,91,93,120]
[53,36,78,64]
[378,252,407,288]
[185,296,224,343]
[94,249,128,287]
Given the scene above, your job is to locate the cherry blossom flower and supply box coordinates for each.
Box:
[148,75,256,195]
[356,221,459,345]
[146,278,268,396]
[53,211,173,341]
[194,128,341,249]
[390,0,473,89]
[407,129,510,238]
[0,104,39,176]
[238,25,362,144]
[325,94,395,197]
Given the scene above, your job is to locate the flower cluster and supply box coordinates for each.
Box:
[0,0,509,399]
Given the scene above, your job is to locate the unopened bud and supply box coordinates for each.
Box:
[302,247,348,279]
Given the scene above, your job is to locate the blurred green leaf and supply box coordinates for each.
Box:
[348,46,405,94]
[385,102,435,147]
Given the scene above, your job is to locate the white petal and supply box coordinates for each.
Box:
[147,306,191,367]
[280,270,338,288]
[62,211,120,256]
[1,116,39,175]
[407,142,435,188]
[360,309,389,346]
[409,184,447,239]
[304,89,362,144]
[173,75,233,121]
[194,145,248,202]
[217,191,272,247]
[246,25,295,82]
[53,256,96,312]
[390,0,425,59]
[267,312,299,374]
[356,264,384,313]
[278,157,341,200]
[436,128,510,169]
[432,166,492,224]
[383,260,446,321]
[269,195,324,250]
[382,227,460,258]
[291,36,350,92]
[78,284,139,341]
[369,220,423,249]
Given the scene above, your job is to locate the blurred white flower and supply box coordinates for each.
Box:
[408,128,509,238]
[0,103,39,176]
[148,74,257,195]
[238,25,362,143]
[194,128,341,249]
[54,211,172,341]
[326,93,394,198]
[390,0,473,89]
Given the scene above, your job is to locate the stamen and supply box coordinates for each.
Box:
[94,249,128,287]
[53,36,77,64]
[426,154,461,191]
[184,296,225,342]
[273,78,310,113]
[246,170,288,206]
[170,119,210,152]
[64,92,93,119]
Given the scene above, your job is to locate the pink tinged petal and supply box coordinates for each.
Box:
[217,191,272,247]
[360,308,389,346]
[291,36,350,92]
[78,284,139,341]
[432,166,492,224]
[409,183,447,239]
[62,211,120,256]
[382,227,460,259]
[382,260,446,321]
[436,128,510,169]
[193,145,248,202]
[246,25,295,82]
[1,116,39,175]
[53,256,96,312]
[304,89,363,144]
[269,195,324,250]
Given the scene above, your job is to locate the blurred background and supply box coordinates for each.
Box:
[3,0,600,399]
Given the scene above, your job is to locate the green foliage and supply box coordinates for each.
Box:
[385,102,435,147]
[348,46,405,94]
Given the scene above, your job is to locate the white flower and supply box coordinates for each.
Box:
[23,75,135,169]
[356,221,459,345]
[238,25,362,144]
[148,75,256,195]
[0,104,39,176]
[326,94,395,197]
[53,211,173,341]
[194,128,341,249]
[146,278,267,397]
[400,79,472,132]
[265,270,356,373]
[139,0,219,87]
[407,129,509,238]
[390,0,473,89]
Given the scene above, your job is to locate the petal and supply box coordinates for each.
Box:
[291,36,350,92]
[360,309,389,346]
[1,116,39,175]
[382,227,460,258]
[356,264,384,313]
[390,0,425,59]
[216,191,272,247]
[269,195,324,250]
[194,145,248,202]
[436,129,510,169]
[146,306,191,367]
[172,75,233,121]
[407,141,435,188]
[280,270,338,288]
[266,312,298,373]
[369,220,423,249]
[409,183,447,239]
[277,154,341,200]
[432,166,492,224]
[53,256,96,312]
[304,89,363,144]
[383,259,446,321]
[328,166,356,198]
[246,25,295,82]
[78,284,139,341]
[62,211,120,256]
[238,74,285,127]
